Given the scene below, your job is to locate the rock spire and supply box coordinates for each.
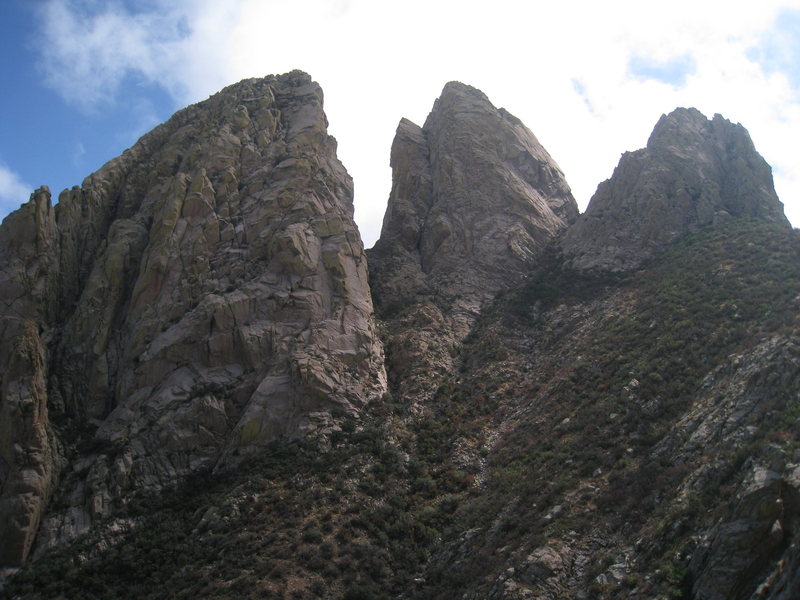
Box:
[562,107,790,271]
[368,81,578,401]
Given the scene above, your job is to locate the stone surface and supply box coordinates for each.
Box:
[0,188,60,567]
[653,335,800,600]
[371,82,577,314]
[562,107,790,271]
[0,71,385,565]
[2,74,799,600]
[368,82,577,402]
[0,321,59,567]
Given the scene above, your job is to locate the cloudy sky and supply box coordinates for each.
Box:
[1,0,799,246]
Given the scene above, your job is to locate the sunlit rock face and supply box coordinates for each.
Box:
[562,107,790,271]
[0,71,386,565]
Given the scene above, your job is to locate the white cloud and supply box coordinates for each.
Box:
[748,8,800,92]
[0,163,33,219]
[36,0,242,111]
[32,0,800,243]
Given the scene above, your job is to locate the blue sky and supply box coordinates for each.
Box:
[2,0,800,246]
[0,1,181,216]
[628,53,697,87]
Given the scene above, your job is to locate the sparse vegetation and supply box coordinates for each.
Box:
[7,219,800,599]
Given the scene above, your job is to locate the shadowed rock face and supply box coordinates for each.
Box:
[0,189,61,568]
[562,107,790,271]
[371,82,577,317]
[651,334,800,599]
[0,71,385,565]
[368,82,578,402]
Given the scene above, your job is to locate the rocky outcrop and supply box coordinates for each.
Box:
[0,189,60,567]
[654,334,800,600]
[368,82,577,401]
[0,71,385,566]
[371,82,577,316]
[562,107,790,271]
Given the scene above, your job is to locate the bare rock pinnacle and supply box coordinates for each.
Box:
[369,81,578,402]
[562,107,790,271]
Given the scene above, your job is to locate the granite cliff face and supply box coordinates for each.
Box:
[562,107,790,271]
[2,77,799,600]
[0,189,62,568]
[368,82,578,402]
[370,82,577,314]
[0,71,385,567]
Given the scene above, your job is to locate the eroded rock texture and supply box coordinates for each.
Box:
[562,107,790,271]
[659,335,800,600]
[0,71,385,565]
[368,82,577,402]
[4,73,799,600]
[0,189,60,567]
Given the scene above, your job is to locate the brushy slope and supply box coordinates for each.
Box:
[7,219,800,600]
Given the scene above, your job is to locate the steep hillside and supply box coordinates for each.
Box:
[7,219,798,600]
[2,75,799,600]
[418,218,800,599]
[0,71,385,570]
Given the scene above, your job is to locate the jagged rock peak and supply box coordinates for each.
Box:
[424,80,579,227]
[368,81,578,404]
[562,107,790,271]
[370,80,578,311]
[0,71,386,566]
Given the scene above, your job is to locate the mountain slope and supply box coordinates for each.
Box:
[7,218,798,600]
[2,77,799,600]
[420,218,800,599]
[0,71,385,569]
[368,81,577,405]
